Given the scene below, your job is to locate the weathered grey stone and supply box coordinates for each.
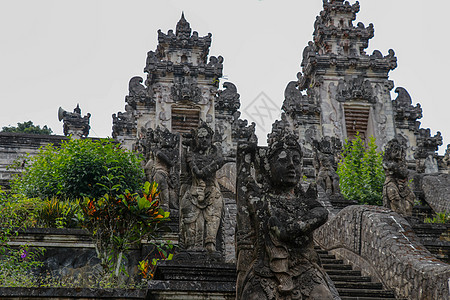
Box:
[0,132,69,189]
[382,138,415,216]
[236,122,340,300]
[138,126,180,210]
[314,205,450,300]
[179,122,231,254]
[421,173,450,214]
[0,287,146,299]
[59,104,91,138]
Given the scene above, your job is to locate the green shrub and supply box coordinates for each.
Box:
[337,134,385,205]
[425,212,450,224]
[12,138,145,200]
[0,188,46,287]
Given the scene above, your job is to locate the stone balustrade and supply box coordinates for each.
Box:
[314,205,450,300]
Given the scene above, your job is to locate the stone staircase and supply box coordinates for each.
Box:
[315,247,397,300]
[411,205,450,264]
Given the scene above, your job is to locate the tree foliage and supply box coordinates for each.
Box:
[2,121,53,135]
[337,134,385,205]
[12,138,145,200]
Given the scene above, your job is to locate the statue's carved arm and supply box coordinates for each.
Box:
[270,203,328,241]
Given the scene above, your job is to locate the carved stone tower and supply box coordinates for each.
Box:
[282,0,442,172]
[284,0,397,150]
[112,13,241,157]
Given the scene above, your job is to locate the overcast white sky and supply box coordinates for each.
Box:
[1,0,449,152]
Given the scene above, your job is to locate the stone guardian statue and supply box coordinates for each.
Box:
[382,138,415,216]
[180,122,230,253]
[236,122,340,300]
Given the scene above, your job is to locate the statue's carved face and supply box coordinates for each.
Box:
[197,128,212,151]
[269,148,302,188]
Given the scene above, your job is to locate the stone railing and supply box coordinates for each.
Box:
[314,205,450,300]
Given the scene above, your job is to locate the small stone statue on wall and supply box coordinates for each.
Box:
[236,122,339,300]
[383,138,415,216]
[180,122,230,253]
[139,126,179,210]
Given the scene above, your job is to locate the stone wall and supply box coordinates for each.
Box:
[314,205,450,300]
[420,173,450,214]
[0,132,68,188]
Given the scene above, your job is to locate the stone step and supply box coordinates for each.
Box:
[323,263,353,270]
[320,258,343,264]
[337,288,395,298]
[315,246,397,300]
[325,269,362,276]
[318,254,336,259]
[329,275,372,283]
[333,281,383,290]
[340,297,398,300]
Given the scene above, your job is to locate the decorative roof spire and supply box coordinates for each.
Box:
[176,12,191,38]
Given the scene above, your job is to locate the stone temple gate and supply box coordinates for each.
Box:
[1,1,450,300]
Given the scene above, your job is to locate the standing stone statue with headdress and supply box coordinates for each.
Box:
[180,122,231,253]
[383,138,415,216]
[236,120,340,300]
[139,126,179,210]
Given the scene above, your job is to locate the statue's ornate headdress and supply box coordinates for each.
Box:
[267,115,302,159]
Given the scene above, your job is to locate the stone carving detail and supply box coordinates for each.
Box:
[179,122,230,253]
[125,76,154,109]
[314,137,342,197]
[236,123,339,299]
[336,76,375,103]
[383,138,415,216]
[282,81,320,119]
[415,129,442,159]
[157,13,212,53]
[414,128,442,173]
[170,79,202,103]
[139,126,180,210]
[61,104,91,138]
[215,82,240,114]
[392,87,422,130]
[112,105,136,138]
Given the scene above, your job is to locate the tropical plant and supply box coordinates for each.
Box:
[337,133,385,205]
[36,197,83,228]
[12,138,145,201]
[424,212,450,224]
[0,188,45,287]
[79,180,170,284]
[2,121,53,135]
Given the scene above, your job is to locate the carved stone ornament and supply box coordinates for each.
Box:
[179,121,230,253]
[282,81,320,118]
[236,122,340,300]
[61,104,91,138]
[215,82,240,114]
[414,128,443,159]
[313,137,342,197]
[392,87,422,130]
[382,138,415,216]
[336,76,375,103]
[112,105,136,138]
[170,79,202,103]
[125,76,154,109]
[138,126,180,210]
